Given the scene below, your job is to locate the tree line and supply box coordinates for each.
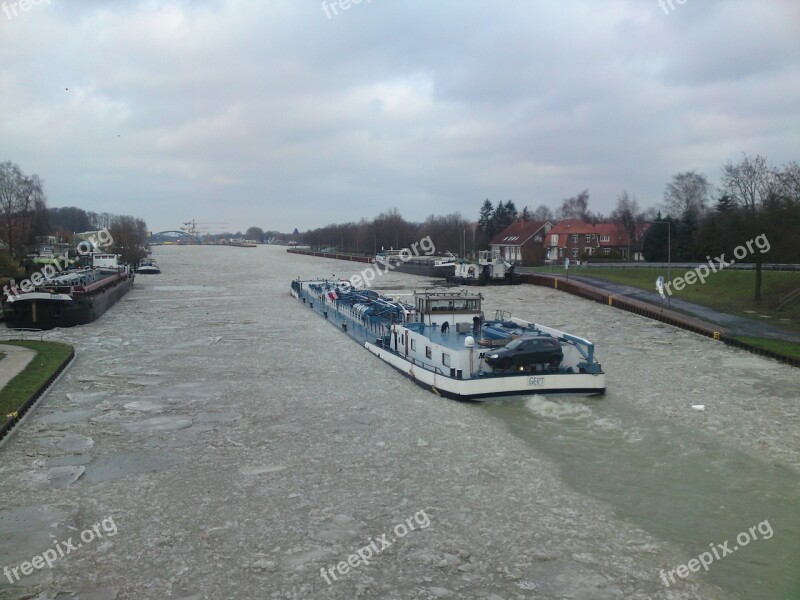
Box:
[0,160,150,279]
[644,155,800,302]
[291,154,797,272]
[644,156,799,265]
[296,209,475,257]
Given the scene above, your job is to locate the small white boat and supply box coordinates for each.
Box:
[136,259,161,274]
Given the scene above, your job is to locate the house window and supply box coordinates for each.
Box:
[411,339,416,351]
[442,353,451,367]
[584,247,592,255]
[572,234,578,243]
[551,234,559,245]
[603,247,610,255]
[585,235,592,243]
[426,346,432,359]
[572,248,579,258]
[599,235,610,242]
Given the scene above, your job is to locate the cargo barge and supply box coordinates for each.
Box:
[291,278,605,400]
[3,255,134,330]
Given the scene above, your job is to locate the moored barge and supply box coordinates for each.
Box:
[3,255,135,329]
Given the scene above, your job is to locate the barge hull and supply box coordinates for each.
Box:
[3,275,134,329]
[364,341,605,400]
[384,263,454,278]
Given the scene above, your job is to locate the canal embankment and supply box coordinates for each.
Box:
[287,248,372,263]
[0,340,75,446]
[516,272,800,367]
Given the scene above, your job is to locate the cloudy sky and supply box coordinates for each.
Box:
[1,1,798,233]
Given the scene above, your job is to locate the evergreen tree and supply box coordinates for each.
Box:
[504,200,518,223]
[642,214,674,262]
[491,202,511,234]
[477,199,494,236]
[715,194,735,213]
[520,206,531,222]
[675,208,697,261]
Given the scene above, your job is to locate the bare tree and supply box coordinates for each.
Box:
[611,191,640,261]
[0,161,25,255]
[0,161,48,257]
[420,212,470,255]
[721,154,776,213]
[642,205,659,222]
[108,215,149,265]
[775,161,800,202]
[720,153,776,303]
[532,204,554,222]
[556,190,591,221]
[663,171,711,217]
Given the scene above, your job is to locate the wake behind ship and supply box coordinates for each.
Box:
[3,254,135,330]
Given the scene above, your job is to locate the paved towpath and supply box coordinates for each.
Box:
[0,343,36,393]
[524,269,800,343]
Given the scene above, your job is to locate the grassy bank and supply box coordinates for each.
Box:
[732,336,800,362]
[0,341,74,417]
[538,267,800,331]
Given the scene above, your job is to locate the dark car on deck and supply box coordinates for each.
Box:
[485,336,563,370]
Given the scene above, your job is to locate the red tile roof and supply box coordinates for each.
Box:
[489,220,550,246]
[544,220,648,247]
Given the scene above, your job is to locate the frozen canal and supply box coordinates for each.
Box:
[1,245,798,600]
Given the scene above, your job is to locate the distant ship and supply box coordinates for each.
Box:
[136,258,161,274]
[229,239,257,248]
[374,249,456,278]
[291,278,605,400]
[3,254,134,330]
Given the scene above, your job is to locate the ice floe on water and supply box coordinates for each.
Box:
[121,415,193,433]
[82,452,182,483]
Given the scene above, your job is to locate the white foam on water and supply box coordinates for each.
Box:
[523,395,594,421]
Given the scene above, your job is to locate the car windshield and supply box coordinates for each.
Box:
[504,339,523,349]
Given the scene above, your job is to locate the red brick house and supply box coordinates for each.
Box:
[489,220,552,266]
[544,219,649,261]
